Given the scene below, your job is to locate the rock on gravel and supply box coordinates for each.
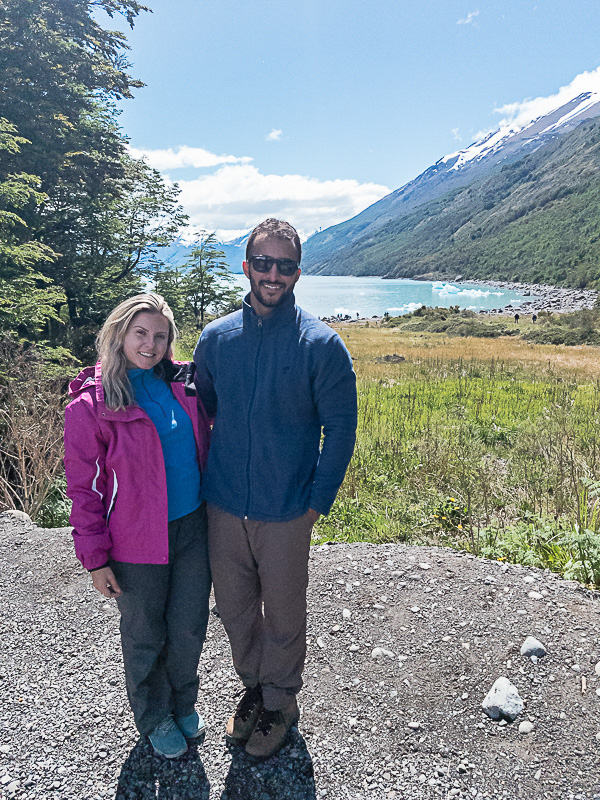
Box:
[518,720,534,735]
[520,636,547,658]
[481,677,524,721]
[2,514,600,800]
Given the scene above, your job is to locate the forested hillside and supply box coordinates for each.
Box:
[306,118,600,288]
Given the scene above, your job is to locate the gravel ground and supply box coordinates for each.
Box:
[1,511,600,800]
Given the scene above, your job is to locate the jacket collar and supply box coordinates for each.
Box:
[93,359,192,421]
[242,291,297,333]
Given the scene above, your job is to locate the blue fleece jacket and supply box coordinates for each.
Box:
[193,293,357,522]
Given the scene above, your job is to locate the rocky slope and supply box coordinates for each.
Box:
[1,512,599,800]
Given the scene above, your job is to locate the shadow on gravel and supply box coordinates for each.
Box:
[115,738,210,799]
[220,727,316,800]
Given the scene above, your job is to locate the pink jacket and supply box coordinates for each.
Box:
[64,361,211,570]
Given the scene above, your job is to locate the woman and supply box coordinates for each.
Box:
[64,293,212,759]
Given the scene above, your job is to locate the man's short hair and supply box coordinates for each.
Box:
[246,219,301,263]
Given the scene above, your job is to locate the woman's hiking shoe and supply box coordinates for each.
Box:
[175,710,206,741]
[225,685,263,745]
[148,715,188,758]
[244,699,299,758]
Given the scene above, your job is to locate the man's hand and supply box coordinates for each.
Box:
[307,508,321,525]
[91,566,122,598]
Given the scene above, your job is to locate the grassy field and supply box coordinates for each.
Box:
[313,325,600,587]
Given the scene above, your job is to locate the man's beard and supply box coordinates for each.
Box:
[249,272,295,309]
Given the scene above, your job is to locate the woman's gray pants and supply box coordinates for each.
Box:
[111,503,211,736]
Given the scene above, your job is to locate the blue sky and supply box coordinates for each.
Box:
[103,0,600,240]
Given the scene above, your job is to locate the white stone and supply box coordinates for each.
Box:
[342,608,351,619]
[349,644,359,652]
[407,721,420,729]
[1,509,31,523]
[0,745,10,754]
[410,606,421,613]
[520,636,547,658]
[518,720,534,734]
[371,647,394,659]
[419,563,431,570]
[595,661,600,676]
[316,637,326,649]
[482,677,524,721]
[528,591,544,600]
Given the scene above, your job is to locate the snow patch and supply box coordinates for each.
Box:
[386,302,422,315]
[432,283,503,299]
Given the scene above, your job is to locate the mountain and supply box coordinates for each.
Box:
[307,118,600,287]
[157,233,248,273]
[302,88,600,284]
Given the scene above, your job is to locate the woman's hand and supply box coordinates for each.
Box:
[91,567,122,598]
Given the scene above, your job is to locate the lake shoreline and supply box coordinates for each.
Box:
[320,278,597,322]
[466,278,598,316]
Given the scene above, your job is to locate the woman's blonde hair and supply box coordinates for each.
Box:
[97,293,177,411]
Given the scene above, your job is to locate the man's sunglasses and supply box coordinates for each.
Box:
[248,255,300,277]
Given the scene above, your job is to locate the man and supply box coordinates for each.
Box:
[193,218,357,757]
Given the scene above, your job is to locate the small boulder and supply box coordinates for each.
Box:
[482,677,524,721]
[519,720,534,734]
[1,509,32,523]
[520,636,547,659]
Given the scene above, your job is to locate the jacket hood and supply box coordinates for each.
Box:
[68,365,98,399]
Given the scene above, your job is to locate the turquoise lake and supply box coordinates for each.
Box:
[231,275,530,319]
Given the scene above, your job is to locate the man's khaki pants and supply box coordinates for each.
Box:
[207,504,313,712]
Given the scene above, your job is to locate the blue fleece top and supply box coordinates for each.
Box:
[193,293,357,522]
[128,368,201,522]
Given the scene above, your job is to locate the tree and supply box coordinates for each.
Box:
[0,119,64,339]
[0,1,187,358]
[42,150,187,360]
[156,233,242,330]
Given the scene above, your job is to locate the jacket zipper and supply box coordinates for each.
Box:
[245,317,263,516]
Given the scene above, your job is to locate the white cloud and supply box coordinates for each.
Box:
[163,161,391,241]
[492,65,600,130]
[452,127,462,141]
[457,10,479,24]
[128,145,252,171]
[266,128,282,141]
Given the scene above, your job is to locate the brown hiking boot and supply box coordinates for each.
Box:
[225,685,263,745]
[244,698,299,758]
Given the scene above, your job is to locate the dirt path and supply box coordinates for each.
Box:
[1,512,599,800]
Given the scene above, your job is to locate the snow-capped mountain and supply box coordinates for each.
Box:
[156,232,249,273]
[439,90,600,172]
[302,80,600,273]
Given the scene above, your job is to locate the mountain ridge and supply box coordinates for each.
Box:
[302,86,600,286]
